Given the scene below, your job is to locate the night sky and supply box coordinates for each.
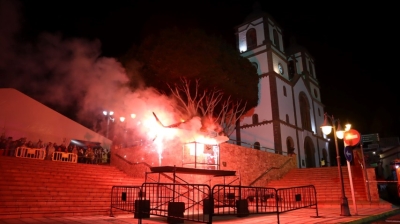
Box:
[1,0,399,138]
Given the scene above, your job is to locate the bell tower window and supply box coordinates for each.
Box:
[288,60,295,80]
[309,61,314,76]
[273,29,280,50]
[246,28,257,50]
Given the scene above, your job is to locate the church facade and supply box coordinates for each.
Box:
[231,6,329,168]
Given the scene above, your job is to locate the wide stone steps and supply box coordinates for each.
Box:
[0,156,145,219]
[265,166,389,207]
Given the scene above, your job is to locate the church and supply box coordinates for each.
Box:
[231,4,329,168]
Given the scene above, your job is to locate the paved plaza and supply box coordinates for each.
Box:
[1,206,400,224]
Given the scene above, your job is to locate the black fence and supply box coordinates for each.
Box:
[110,183,318,224]
[211,184,318,223]
[110,185,142,217]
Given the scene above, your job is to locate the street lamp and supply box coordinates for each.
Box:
[103,110,114,139]
[321,113,351,216]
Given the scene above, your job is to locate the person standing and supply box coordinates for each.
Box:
[321,158,326,167]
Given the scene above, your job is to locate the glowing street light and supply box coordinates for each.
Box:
[103,110,114,139]
[321,113,351,216]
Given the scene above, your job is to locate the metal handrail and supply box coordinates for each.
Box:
[113,153,185,185]
[228,139,289,155]
[249,158,293,186]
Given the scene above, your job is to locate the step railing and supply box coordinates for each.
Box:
[249,158,293,186]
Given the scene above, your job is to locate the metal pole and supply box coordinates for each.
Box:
[106,116,110,139]
[347,160,358,215]
[333,121,351,216]
[360,144,371,201]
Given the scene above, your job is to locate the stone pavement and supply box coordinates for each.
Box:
[1,206,400,224]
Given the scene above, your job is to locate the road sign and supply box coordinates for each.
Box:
[344,146,353,162]
[361,133,380,143]
[343,129,361,146]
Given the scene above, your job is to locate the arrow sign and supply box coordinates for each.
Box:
[344,146,353,162]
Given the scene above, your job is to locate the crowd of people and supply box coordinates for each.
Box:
[0,135,110,164]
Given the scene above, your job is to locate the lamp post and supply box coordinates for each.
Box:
[321,113,351,216]
[103,110,114,139]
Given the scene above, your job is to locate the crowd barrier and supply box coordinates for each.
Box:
[111,183,318,224]
[15,147,46,160]
[52,151,78,163]
[111,183,212,224]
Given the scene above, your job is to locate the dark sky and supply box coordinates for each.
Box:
[2,0,399,138]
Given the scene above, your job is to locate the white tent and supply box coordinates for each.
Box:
[0,88,112,149]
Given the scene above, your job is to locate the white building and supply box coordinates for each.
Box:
[0,88,112,150]
[231,3,329,168]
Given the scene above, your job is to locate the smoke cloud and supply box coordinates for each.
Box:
[0,0,215,149]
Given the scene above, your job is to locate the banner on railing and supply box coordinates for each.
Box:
[15,147,46,160]
[52,151,78,163]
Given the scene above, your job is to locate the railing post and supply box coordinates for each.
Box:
[275,188,280,224]
[110,186,114,217]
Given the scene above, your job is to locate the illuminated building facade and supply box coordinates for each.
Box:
[231,4,329,168]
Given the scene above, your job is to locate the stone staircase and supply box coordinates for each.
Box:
[0,156,145,219]
[266,166,393,208]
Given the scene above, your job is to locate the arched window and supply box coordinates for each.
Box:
[252,114,259,124]
[314,89,318,98]
[246,28,257,49]
[273,29,280,49]
[299,93,312,131]
[283,86,287,96]
[254,142,260,150]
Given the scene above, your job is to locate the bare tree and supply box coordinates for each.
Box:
[168,77,246,137]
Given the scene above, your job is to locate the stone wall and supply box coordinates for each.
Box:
[111,142,297,187]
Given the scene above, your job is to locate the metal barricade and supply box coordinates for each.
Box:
[212,185,278,216]
[110,183,318,224]
[212,184,319,223]
[52,152,77,163]
[110,185,142,217]
[15,147,46,160]
[275,185,319,223]
[141,182,212,223]
[276,185,318,213]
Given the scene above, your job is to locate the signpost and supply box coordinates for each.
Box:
[343,129,360,215]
